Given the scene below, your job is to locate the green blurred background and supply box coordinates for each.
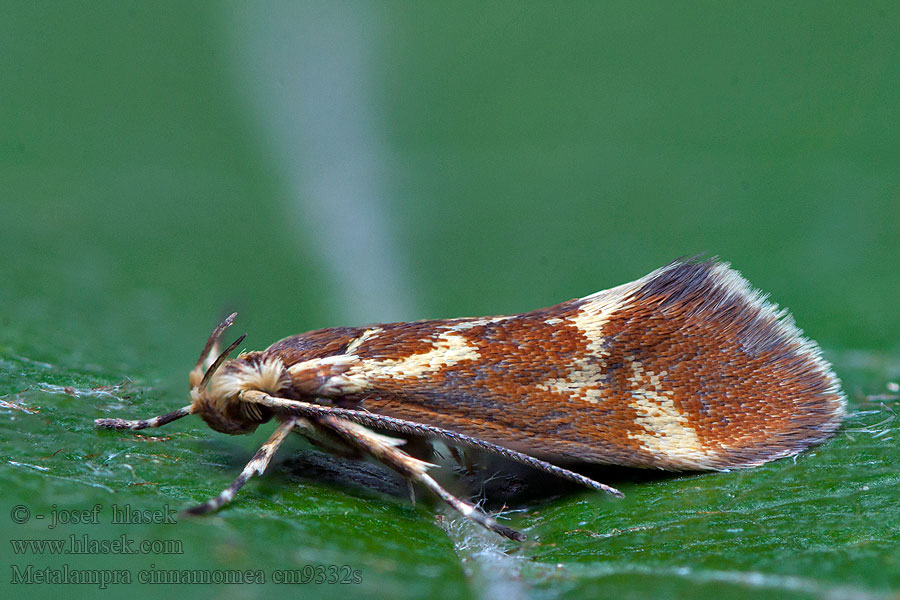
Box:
[1,2,898,599]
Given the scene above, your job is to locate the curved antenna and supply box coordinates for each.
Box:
[200,333,247,390]
[194,312,238,373]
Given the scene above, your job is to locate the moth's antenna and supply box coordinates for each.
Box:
[194,312,238,373]
[95,406,193,431]
[98,313,243,432]
[200,334,247,390]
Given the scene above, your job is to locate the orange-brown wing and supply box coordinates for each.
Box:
[275,259,845,471]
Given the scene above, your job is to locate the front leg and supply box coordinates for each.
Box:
[184,417,302,515]
[315,415,525,542]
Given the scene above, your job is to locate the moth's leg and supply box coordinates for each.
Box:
[447,445,476,475]
[401,437,438,505]
[241,390,623,497]
[95,405,193,430]
[184,417,301,515]
[317,415,526,542]
[292,417,365,459]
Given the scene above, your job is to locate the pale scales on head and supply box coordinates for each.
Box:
[195,355,290,429]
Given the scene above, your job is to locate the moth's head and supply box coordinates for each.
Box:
[188,314,283,435]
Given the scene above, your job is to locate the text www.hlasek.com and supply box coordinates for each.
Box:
[11,534,183,555]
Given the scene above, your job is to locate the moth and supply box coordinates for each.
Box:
[95,259,845,541]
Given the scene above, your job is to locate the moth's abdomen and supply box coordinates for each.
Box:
[281,259,845,471]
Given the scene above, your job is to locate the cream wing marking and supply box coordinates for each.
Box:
[536,279,638,405]
[288,329,481,396]
[623,358,714,468]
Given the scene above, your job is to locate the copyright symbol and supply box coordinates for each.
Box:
[11,505,30,524]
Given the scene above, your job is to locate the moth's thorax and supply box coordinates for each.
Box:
[190,351,289,434]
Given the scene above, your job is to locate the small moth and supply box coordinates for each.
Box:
[96,259,845,541]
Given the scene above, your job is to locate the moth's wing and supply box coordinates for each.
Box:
[283,260,845,471]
